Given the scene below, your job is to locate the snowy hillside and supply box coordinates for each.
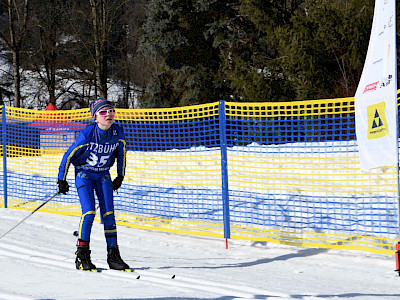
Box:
[0,55,138,109]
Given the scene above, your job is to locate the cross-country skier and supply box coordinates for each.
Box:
[57,98,130,272]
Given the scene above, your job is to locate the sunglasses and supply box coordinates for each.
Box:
[96,109,115,116]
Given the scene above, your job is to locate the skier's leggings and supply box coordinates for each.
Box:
[75,172,117,247]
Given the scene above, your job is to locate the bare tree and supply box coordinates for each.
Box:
[89,0,112,98]
[0,0,30,107]
[64,0,127,100]
[27,0,67,106]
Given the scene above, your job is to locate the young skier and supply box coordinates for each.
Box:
[57,98,130,272]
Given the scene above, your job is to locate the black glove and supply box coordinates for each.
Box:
[57,179,69,194]
[112,175,124,191]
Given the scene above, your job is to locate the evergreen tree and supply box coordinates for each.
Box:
[140,0,236,107]
[140,0,377,105]
[271,0,374,99]
[219,0,303,102]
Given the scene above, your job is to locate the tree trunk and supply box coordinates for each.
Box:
[6,0,29,108]
[90,0,108,99]
[12,50,21,107]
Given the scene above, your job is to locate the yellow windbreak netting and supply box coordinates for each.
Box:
[224,98,397,254]
[0,107,91,215]
[0,98,398,254]
[1,103,225,237]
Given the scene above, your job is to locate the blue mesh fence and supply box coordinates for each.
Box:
[0,100,399,254]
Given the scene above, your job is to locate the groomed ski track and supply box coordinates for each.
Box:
[1,209,399,300]
[0,241,290,299]
[0,210,294,299]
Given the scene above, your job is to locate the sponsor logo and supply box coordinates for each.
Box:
[367,102,389,140]
[380,74,392,88]
[363,81,379,94]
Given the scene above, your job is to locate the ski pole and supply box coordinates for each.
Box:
[0,192,59,240]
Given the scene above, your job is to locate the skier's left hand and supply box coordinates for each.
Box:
[112,175,124,191]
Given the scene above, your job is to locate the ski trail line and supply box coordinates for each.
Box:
[0,292,34,300]
[0,241,293,299]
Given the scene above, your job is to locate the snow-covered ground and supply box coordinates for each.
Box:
[0,208,400,300]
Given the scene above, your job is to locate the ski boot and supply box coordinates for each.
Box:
[75,245,97,272]
[107,245,131,272]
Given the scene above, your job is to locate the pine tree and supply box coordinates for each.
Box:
[140,0,236,107]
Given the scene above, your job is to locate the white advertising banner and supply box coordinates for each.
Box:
[355,0,398,171]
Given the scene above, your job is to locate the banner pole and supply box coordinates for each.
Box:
[393,0,400,276]
[2,104,7,208]
[395,161,400,276]
[397,162,400,239]
[395,91,400,275]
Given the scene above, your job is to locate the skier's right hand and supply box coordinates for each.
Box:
[57,179,69,195]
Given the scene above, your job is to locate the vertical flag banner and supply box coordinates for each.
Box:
[355,0,398,171]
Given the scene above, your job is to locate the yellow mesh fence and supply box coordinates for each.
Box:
[224,99,397,254]
[0,98,398,254]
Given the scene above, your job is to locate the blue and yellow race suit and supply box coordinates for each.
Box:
[58,123,126,247]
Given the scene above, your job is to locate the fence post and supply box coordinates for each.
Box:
[219,100,230,240]
[2,104,7,208]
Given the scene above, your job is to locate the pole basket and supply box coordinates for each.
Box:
[395,242,400,276]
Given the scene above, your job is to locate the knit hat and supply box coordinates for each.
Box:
[89,98,114,119]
